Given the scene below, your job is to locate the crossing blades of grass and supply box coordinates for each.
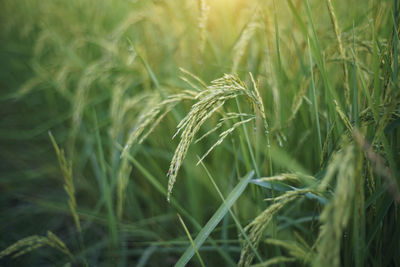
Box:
[175,171,254,267]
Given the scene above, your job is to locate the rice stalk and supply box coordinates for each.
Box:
[358,100,400,128]
[318,141,350,193]
[179,67,208,90]
[250,73,273,175]
[109,80,127,143]
[264,238,314,264]
[253,173,301,183]
[180,75,203,92]
[372,89,400,145]
[194,113,255,144]
[110,10,146,41]
[353,129,400,203]
[115,93,153,218]
[264,188,314,202]
[167,74,267,201]
[197,0,209,54]
[308,38,323,157]
[117,158,133,219]
[320,121,336,166]
[49,132,81,234]
[286,77,311,127]
[334,99,353,132]
[325,0,350,107]
[14,77,42,98]
[313,145,355,267]
[250,256,295,267]
[232,19,259,73]
[238,189,311,266]
[0,231,74,262]
[121,93,151,116]
[121,91,196,159]
[71,62,109,153]
[196,116,255,165]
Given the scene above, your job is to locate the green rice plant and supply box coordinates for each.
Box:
[251,173,302,184]
[49,132,81,234]
[177,213,206,267]
[308,38,323,158]
[1,0,400,266]
[198,157,263,263]
[238,188,316,266]
[314,144,356,267]
[167,74,266,200]
[121,91,196,160]
[334,99,353,132]
[325,0,350,107]
[232,17,260,73]
[0,231,74,262]
[123,72,267,200]
[250,256,295,267]
[264,237,314,264]
[197,0,210,55]
[353,130,400,203]
[197,116,255,164]
[285,77,311,128]
[49,132,88,265]
[117,157,132,219]
[176,171,254,266]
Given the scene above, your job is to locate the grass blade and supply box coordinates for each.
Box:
[175,171,254,267]
[198,157,263,263]
[177,214,206,267]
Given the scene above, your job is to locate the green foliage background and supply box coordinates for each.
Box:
[0,0,399,266]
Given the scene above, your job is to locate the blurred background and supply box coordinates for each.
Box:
[0,0,398,266]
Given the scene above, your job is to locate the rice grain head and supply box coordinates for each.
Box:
[264,238,314,264]
[313,145,355,267]
[167,74,267,201]
[49,132,81,234]
[325,0,350,107]
[121,90,196,159]
[0,231,74,262]
[232,19,259,73]
[238,189,312,266]
[197,0,210,54]
[117,157,133,219]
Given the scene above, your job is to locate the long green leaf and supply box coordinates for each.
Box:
[120,146,235,266]
[175,171,254,267]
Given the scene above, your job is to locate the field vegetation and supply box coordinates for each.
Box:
[0,0,399,266]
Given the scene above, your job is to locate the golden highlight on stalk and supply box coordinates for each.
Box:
[167,74,267,201]
[232,19,259,73]
[121,91,197,159]
[197,0,210,54]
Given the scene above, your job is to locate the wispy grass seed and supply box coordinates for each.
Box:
[49,132,81,234]
[0,231,74,262]
[314,145,356,267]
[238,189,312,266]
[167,74,267,201]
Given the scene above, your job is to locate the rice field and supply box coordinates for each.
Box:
[0,0,399,266]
